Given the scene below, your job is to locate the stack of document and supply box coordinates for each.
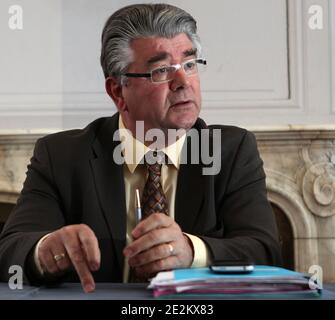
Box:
[148,266,322,298]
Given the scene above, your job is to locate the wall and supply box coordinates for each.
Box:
[0,0,334,280]
[0,0,334,130]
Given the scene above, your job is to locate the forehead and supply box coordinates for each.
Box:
[130,33,195,63]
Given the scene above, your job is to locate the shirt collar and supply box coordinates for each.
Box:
[118,115,186,173]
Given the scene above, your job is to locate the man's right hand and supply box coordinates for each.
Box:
[37,224,100,293]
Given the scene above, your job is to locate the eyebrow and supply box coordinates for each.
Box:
[146,48,198,66]
[183,48,197,58]
[146,52,169,65]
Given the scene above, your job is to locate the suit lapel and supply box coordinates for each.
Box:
[90,114,126,273]
[175,119,207,233]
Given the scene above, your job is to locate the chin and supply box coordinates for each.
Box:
[165,105,199,129]
[169,114,198,130]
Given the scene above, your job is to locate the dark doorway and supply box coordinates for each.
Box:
[0,203,15,233]
[271,203,295,270]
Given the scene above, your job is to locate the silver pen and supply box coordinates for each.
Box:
[135,189,142,224]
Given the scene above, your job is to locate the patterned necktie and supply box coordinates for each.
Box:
[128,152,168,283]
[141,151,168,218]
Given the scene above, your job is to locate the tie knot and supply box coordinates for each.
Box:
[144,151,166,176]
[146,162,162,176]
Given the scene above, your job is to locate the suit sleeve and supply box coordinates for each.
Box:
[199,130,282,266]
[0,138,65,283]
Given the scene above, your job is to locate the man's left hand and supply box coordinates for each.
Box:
[123,213,194,280]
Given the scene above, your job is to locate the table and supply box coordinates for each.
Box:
[0,283,335,300]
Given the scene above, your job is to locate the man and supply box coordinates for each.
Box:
[0,4,281,293]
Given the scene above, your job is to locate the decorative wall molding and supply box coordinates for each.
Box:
[0,93,114,115]
[3,0,335,128]
[267,175,317,239]
[0,192,18,205]
[256,126,335,280]
[202,0,303,111]
[302,161,335,217]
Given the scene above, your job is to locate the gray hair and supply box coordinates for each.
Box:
[100,3,201,83]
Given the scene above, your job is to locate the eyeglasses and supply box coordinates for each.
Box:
[116,58,207,83]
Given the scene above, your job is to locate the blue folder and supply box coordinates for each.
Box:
[174,265,309,281]
[149,266,322,298]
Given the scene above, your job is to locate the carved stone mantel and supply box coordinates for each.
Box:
[253,125,335,282]
[1,126,335,281]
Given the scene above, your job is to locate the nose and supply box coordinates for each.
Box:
[169,68,190,91]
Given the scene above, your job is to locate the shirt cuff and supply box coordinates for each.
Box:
[184,233,212,268]
[33,233,51,275]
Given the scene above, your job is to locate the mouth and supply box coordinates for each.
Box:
[170,100,192,108]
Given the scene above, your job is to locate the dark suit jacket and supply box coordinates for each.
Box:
[0,113,281,284]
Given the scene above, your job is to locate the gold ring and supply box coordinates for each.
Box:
[53,253,65,262]
[168,244,174,255]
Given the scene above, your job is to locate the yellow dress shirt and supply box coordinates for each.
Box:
[119,116,211,283]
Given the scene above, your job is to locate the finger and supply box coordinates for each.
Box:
[38,245,61,274]
[124,227,177,257]
[65,243,95,293]
[129,242,175,267]
[135,255,180,278]
[62,233,95,293]
[53,250,71,272]
[132,213,173,239]
[78,227,101,271]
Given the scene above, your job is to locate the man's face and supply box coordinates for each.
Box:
[119,33,202,133]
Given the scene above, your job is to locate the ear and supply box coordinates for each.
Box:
[105,77,127,112]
